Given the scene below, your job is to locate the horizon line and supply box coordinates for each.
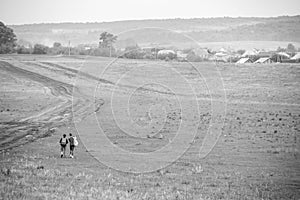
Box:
[7,15,300,26]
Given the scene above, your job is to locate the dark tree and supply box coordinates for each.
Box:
[53,42,62,48]
[287,43,296,53]
[237,49,246,55]
[16,45,32,54]
[123,45,145,59]
[99,32,117,48]
[33,44,49,54]
[276,46,285,52]
[50,42,65,55]
[0,21,17,54]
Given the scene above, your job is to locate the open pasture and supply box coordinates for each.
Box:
[0,55,299,199]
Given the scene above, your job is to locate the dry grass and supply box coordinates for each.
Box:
[1,151,298,200]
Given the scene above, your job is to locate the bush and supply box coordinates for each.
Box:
[123,46,145,59]
[157,52,176,60]
[237,49,246,55]
[16,45,32,54]
[49,42,66,55]
[32,44,49,54]
[287,43,296,53]
[187,51,202,62]
[91,47,116,57]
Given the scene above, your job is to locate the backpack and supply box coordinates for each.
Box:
[73,136,78,146]
[60,137,67,145]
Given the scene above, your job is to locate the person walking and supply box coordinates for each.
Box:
[59,134,68,158]
[68,133,75,158]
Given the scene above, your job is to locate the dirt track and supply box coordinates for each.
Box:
[0,58,96,150]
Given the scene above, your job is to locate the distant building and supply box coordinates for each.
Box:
[242,49,259,57]
[157,50,175,55]
[236,57,252,64]
[276,52,291,58]
[193,48,210,58]
[209,55,227,63]
[291,52,300,61]
[257,51,273,58]
[77,43,98,50]
[213,51,230,62]
[274,52,291,62]
[176,51,188,61]
[254,57,273,64]
[157,49,176,60]
[215,52,227,57]
[219,48,228,53]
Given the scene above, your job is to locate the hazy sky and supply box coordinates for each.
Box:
[1,0,300,25]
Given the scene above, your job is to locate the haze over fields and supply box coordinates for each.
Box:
[10,16,300,50]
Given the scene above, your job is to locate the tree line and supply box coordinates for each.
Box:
[0,21,168,60]
[0,21,299,63]
[0,21,118,57]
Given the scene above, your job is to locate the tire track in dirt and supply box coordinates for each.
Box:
[0,61,73,97]
[40,61,300,107]
[41,61,114,85]
[0,61,97,151]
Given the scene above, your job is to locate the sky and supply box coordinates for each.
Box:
[1,0,300,25]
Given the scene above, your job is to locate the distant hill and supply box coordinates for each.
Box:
[9,16,300,50]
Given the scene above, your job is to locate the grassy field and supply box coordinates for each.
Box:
[0,55,299,199]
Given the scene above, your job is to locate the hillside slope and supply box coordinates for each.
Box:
[9,16,300,48]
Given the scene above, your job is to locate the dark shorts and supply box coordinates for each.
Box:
[61,144,66,151]
[70,145,75,151]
